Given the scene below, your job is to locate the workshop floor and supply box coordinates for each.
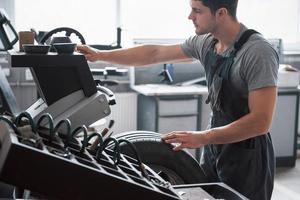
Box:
[272,150,300,200]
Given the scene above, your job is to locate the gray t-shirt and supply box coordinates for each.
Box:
[181,24,279,96]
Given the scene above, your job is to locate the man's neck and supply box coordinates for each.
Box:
[213,21,241,54]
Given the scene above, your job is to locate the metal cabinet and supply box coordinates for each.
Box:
[137,94,202,160]
[137,94,201,133]
[271,89,300,167]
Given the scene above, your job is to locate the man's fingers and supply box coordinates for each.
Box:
[173,145,183,151]
[76,45,84,51]
[161,132,186,140]
[164,138,181,144]
[161,134,177,140]
[76,45,90,53]
[173,143,188,151]
[161,132,175,139]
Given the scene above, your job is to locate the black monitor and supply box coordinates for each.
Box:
[10,52,97,106]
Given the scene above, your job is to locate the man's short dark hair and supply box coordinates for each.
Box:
[199,0,238,19]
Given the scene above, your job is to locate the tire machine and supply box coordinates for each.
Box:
[0,51,248,199]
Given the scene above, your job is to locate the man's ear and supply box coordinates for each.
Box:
[216,8,228,19]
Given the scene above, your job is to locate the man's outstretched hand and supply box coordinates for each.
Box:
[77,45,101,62]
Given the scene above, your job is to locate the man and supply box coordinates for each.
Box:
[77,0,278,199]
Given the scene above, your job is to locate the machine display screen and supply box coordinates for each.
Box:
[33,67,83,106]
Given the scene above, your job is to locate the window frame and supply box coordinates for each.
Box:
[2,0,300,53]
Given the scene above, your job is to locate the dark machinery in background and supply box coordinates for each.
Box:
[0,11,248,198]
[0,9,18,51]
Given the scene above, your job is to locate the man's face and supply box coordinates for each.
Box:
[188,0,217,35]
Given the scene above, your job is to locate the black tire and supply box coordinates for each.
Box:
[112,131,207,185]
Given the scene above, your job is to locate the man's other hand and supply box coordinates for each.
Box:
[161,131,209,151]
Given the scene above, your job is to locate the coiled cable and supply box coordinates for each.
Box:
[50,119,73,159]
[96,137,120,164]
[35,113,54,142]
[14,112,36,132]
[118,139,150,180]
[14,112,44,149]
[54,119,72,147]
[70,125,88,153]
[86,132,103,152]
[0,115,20,135]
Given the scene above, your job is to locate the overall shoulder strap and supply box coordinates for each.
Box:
[220,29,260,80]
[233,29,260,54]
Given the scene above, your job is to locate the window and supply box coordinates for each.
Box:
[9,0,300,51]
[237,0,300,50]
[14,0,118,45]
[121,0,194,40]
[121,0,300,51]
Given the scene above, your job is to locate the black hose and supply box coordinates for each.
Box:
[118,139,150,180]
[54,119,72,146]
[96,137,120,164]
[0,115,20,135]
[86,132,103,151]
[70,125,88,153]
[36,113,54,142]
[14,112,36,132]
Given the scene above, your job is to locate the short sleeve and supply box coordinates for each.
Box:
[180,34,212,64]
[241,42,279,91]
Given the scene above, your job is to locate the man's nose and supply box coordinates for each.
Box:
[188,11,194,20]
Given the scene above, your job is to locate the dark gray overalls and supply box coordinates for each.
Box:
[200,30,275,200]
